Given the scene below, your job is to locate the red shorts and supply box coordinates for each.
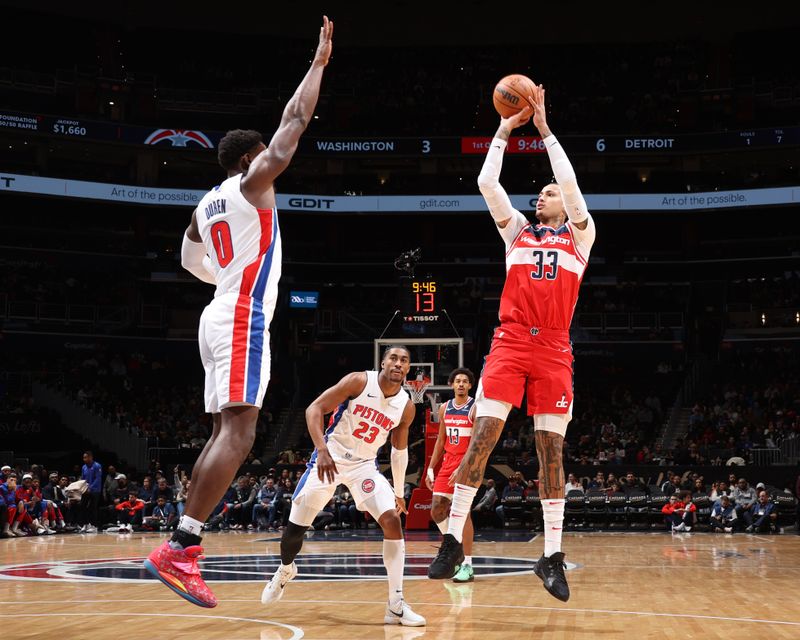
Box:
[480,324,573,417]
[432,451,464,496]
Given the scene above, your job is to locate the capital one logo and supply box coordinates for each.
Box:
[144,129,214,148]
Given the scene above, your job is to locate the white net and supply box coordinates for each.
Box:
[403,379,431,404]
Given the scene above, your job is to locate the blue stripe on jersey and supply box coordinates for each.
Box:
[245,299,265,404]
[447,397,474,416]
[292,466,311,500]
[306,399,349,468]
[251,211,279,301]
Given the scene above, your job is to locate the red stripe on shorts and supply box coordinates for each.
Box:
[229,294,253,402]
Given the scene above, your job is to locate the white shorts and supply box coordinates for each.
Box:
[199,293,273,413]
[291,456,396,527]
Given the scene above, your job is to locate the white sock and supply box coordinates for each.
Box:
[463,555,472,566]
[447,484,478,543]
[383,539,405,608]
[435,517,449,535]
[177,515,204,536]
[542,498,565,557]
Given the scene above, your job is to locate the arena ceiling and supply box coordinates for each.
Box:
[3,1,799,46]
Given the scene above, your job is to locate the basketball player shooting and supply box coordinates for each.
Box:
[427,85,596,603]
[424,368,477,583]
[143,17,333,609]
[261,346,425,627]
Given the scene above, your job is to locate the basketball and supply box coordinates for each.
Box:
[493,74,537,118]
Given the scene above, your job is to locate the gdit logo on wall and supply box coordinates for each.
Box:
[144,129,214,148]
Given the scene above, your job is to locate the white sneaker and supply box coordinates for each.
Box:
[45,527,57,535]
[36,527,47,535]
[78,525,87,533]
[672,522,686,532]
[261,562,297,606]
[684,526,692,532]
[384,600,426,627]
[85,525,98,533]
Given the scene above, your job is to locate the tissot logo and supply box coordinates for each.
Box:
[144,129,214,148]
[287,197,335,209]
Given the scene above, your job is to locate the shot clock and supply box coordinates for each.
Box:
[399,277,441,322]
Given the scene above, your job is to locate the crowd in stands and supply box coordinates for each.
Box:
[483,468,799,533]
[684,346,799,464]
[0,448,396,537]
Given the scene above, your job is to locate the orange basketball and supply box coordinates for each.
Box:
[492,74,536,119]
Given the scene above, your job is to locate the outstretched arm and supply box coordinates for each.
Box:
[477,107,532,244]
[530,85,595,242]
[241,16,333,200]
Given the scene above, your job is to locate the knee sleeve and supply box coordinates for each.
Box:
[475,379,512,421]
[533,413,571,438]
[280,522,308,565]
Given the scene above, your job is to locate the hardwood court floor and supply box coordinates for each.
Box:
[1,528,799,639]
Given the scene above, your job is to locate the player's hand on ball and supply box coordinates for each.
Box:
[314,15,334,66]
[530,85,549,133]
[395,496,408,514]
[316,447,338,483]
[501,105,533,131]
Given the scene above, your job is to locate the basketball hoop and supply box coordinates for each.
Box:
[403,379,431,404]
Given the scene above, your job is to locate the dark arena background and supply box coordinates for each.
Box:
[1,2,799,638]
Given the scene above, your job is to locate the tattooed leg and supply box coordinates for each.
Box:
[452,417,506,487]
[535,430,565,500]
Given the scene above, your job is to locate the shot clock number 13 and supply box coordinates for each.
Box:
[412,279,437,313]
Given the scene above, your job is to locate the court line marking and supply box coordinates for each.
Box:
[4,598,798,629]
[0,553,540,583]
[1,612,303,638]
[281,598,800,627]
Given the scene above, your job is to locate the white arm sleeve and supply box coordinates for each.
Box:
[390,447,408,498]
[543,134,596,251]
[477,138,528,248]
[181,234,217,285]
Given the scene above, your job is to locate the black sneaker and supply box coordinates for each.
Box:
[533,552,570,602]
[427,533,464,579]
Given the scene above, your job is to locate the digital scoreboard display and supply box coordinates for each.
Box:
[399,277,441,322]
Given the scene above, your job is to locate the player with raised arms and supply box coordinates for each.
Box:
[143,17,334,609]
[261,345,426,627]
[427,84,596,603]
[424,368,477,583]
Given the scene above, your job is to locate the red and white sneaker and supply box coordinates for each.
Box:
[143,540,217,608]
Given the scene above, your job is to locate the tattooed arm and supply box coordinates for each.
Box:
[448,417,506,487]
[535,431,565,499]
